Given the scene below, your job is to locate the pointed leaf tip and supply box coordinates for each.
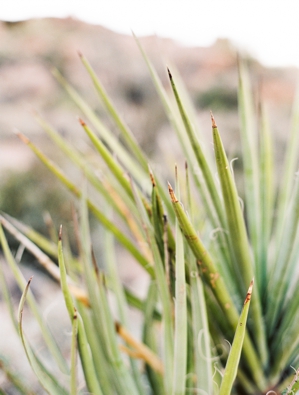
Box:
[167,67,172,79]
[17,132,30,145]
[78,118,86,127]
[168,182,178,202]
[115,321,121,333]
[148,166,156,187]
[59,225,62,241]
[18,276,33,323]
[210,112,217,128]
[77,50,83,58]
[244,278,254,305]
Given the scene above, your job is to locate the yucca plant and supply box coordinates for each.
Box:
[1,37,299,395]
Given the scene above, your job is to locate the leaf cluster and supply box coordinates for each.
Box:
[1,38,299,395]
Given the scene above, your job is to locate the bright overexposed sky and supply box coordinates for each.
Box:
[2,0,299,69]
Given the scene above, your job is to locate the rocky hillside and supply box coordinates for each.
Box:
[0,17,297,173]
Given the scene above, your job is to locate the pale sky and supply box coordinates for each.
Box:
[2,0,299,68]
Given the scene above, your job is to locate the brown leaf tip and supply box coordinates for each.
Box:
[73,308,78,320]
[148,167,156,187]
[78,118,86,127]
[244,278,254,305]
[17,132,30,145]
[163,214,168,225]
[210,111,217,129]
[59,225,62,241]
[168,182,178,203]
[167,67,172,80]
[115,321,121,333]
[77,50,83,58]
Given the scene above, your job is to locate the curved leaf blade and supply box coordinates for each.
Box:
[219,279,254,395]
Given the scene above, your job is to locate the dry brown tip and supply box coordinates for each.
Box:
[148,167,156,187]
[115,321,121,333]
[168,182,178,203]
[244,277,254,305]
[167,67,172,80]
[163,214,168,225]
[78,117,86,127]
[210,111,217,128]
[17,132,30,145]
[73,308,78,320]
[59,225,63,241]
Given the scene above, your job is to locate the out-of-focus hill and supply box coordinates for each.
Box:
[0,17,297,173]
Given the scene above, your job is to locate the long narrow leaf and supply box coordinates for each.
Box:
[79,118,134,199]
[238,60,262,272]
[70,309,78,395]
[102,215,145,394]
[79,52,149,170]
[275,79,299,247]
[258,102,274,291]
[18,277,68,395]
[0,216,89,306]
[52,68,146,186]
[212,114,268,367]
[0,223,68,374]
[17,132,153,277]
[267,178,299,333]
[1,212,57,259]
[58,227,104,395]
[143,282,165,395]
[0,215,61,282]
[34,113,135,222]
[172,179,187,395]
[80,190,140,395]
[219,279,254,395]
[132,180,174,394]
[76,302,114,394]
[167,68,225,230]
[166,68,234,272]
[168,183,266,390]
[190,261,213,394]
[134,33,221,226]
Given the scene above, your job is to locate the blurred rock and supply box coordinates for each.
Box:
[0,17,297,170]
